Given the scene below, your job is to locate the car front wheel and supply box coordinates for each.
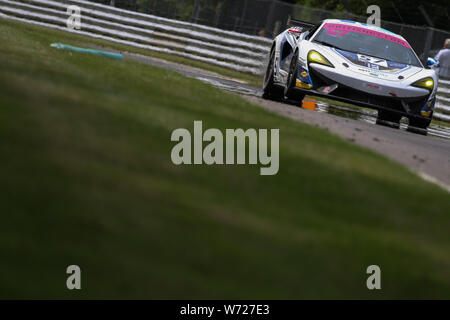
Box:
[407,112,432,135]
[284,51,305,105]
[376,109,402,129]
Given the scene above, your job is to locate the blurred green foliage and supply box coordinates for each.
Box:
[294,0,449,30]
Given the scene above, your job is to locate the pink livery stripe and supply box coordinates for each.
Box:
[322,23,411,48]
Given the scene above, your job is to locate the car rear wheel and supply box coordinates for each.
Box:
[376,109,402,129]
[284,51,305,105]
[262,48,284,101]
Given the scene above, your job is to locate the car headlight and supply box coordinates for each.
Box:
[411,77,434,90]
[308,50,334,68]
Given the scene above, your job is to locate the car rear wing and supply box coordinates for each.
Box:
[286,17,316,30]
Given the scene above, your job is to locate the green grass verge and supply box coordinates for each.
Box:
[1,19,450,299]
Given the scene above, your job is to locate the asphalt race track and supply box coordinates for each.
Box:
[126,52,450,189]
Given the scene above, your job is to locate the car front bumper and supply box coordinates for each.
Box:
[293,64,433,120]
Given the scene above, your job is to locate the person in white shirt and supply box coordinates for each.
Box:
[435,39,450,80]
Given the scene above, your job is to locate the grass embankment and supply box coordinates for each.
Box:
[1,19,450,299]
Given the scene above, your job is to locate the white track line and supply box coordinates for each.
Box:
[418,172,450,193]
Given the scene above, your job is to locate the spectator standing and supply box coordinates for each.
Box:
[435,39,450,80]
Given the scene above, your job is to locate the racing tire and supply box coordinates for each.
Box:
[262,48,284,101]
[376,109,402,129]
[407,112,432,135]
[284,51,305,105]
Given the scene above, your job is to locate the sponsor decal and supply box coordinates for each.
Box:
[369,71,388,78]
[322,86,332,93]
[367,62,380,70]
[297,67,313,86]
[357,54,388,67]
[421,98,435,116]
[318,84,338,94]
[365,83,380,90]
[387,61,407,69]
[356,67,388,78]
[288,26,304,34]
[296,80,313,89]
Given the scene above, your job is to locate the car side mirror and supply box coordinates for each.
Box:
[427,57,439,68]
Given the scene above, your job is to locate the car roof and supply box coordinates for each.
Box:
[321,19,406,41]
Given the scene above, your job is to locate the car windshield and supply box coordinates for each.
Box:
[313,22,422,67]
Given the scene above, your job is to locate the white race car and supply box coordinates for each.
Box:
[263,19,438,130]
